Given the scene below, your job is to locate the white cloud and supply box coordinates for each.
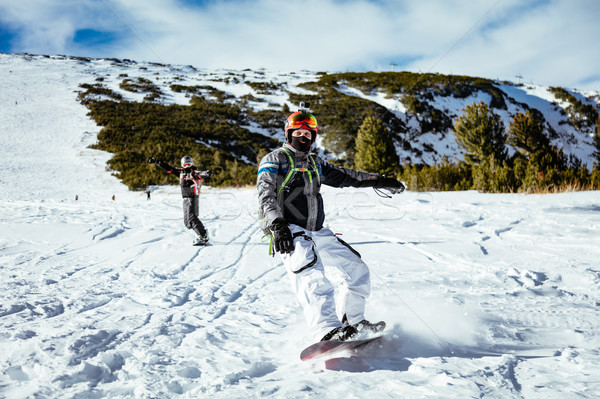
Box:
[0,0,118,53]
[401,0,600,90]
[1,0,599,91]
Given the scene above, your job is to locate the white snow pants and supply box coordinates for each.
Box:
[279,225,371,341]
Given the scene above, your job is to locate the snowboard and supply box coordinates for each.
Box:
[300,335,383,361]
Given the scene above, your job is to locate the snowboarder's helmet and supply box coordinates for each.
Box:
[181,155,193,168]
[285,112,317,143]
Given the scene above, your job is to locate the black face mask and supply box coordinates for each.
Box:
[290,135,312,152]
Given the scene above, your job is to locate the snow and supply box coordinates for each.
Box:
[500,83,596,164]
[2,53,600,398]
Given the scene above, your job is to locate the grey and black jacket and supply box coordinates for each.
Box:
[154,160,210,198]
[257,143,381,232]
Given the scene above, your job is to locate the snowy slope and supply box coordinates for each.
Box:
[1,53,600,398]
[4,53,597,169]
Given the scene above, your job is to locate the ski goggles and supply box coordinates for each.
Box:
[286,113,318,131]
[182,162,192,168]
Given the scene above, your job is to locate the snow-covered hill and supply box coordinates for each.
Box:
[1,52,600,398]
[3,52,598,171]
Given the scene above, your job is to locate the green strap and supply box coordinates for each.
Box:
[278,149,320,199]
[268,149,320,256]
[277,149,297,200]
[261,233,275,256]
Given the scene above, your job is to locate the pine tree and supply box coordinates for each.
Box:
[593,116,600,164]
[508,111,550,157]
[354,116,399,175]
[453,100,507,165]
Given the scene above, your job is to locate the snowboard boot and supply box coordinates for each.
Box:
[193,234,209,246]
[354,319,386,334]
[320,324,358,342]
[342,314,386,334]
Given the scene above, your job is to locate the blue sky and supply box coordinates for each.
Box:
[1,0,599,91]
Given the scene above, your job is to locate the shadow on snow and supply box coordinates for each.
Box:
[313,324,560,373]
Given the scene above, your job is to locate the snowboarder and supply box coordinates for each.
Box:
[257,103,405,343]
[148,155,212,246]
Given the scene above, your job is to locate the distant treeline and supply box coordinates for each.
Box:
[78,70,600,193]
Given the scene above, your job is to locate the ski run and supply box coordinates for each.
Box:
[1,53,600,398]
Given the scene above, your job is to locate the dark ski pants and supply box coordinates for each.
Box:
[183,196,207,236]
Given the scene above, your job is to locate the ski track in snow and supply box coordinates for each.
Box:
[2,53,600,398]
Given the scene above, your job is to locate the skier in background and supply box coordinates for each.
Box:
[257,103,405,342]
[148,155,212,246]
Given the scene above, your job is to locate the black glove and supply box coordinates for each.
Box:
[148,157,157,164]
[376,177,405,193]
[204,170,213,177]
[271,221,294,254]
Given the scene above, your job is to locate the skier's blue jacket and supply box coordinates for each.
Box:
[257,143,380,232]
